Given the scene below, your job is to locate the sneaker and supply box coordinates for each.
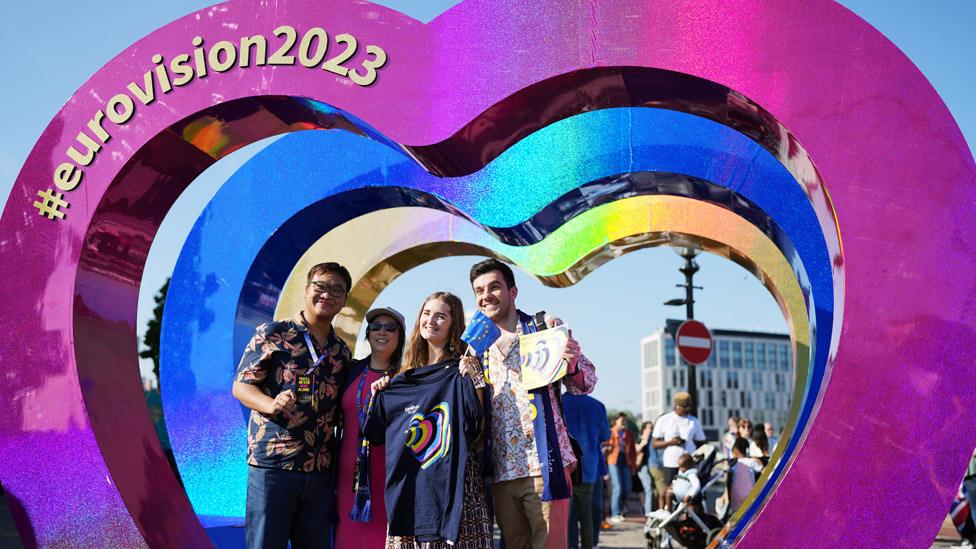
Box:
[601,520,613,530]
[610,515,626,523]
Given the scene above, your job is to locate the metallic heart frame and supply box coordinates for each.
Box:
[0,0,973,547]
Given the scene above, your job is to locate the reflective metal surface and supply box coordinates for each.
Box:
[163,112,829,527]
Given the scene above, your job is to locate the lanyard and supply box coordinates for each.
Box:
[355,367,371,430]
[303,331,326,374]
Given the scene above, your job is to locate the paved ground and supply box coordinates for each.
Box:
[0,489,968,548]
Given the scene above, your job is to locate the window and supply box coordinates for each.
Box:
[706,391,713,406]
[774,373,785,391]
[727,371,739,389]
[644,341,658,367]
[757,342,767,370]
[752,372,763,389]
[665,337,676,366]
[745,342,755,369]
[782,344,792,370]
[720,391,727,407]
[719,340,730,368]
[732,341,743,368]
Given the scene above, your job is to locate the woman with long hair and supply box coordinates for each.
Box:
[336,307,407,547]
[380,291,491,549]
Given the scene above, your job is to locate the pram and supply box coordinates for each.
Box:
[644,443,725,549]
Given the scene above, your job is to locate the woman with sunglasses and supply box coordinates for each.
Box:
[335,306,406,548]
[375,291,491,549]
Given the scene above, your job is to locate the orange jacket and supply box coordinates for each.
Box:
[607,427,638,472]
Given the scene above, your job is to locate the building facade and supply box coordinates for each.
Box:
[640,327,793,440]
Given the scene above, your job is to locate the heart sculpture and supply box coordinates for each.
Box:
[0,0,973,547]
[404,402,452,469]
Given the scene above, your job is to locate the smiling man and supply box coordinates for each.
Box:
[232,262,354,549]
[469,258,597,549]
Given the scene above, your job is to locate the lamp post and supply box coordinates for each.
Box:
[663,247,702,416]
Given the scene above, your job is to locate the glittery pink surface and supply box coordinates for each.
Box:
[0,0,973,546]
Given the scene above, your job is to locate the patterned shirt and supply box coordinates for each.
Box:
[485,312,597,482]
[236,312,352,472]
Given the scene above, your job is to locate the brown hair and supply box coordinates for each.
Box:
[401,292,468,372]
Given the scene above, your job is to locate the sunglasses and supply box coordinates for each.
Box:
[369,321,399,332]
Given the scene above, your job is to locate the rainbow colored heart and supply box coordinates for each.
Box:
[404,402,451,469]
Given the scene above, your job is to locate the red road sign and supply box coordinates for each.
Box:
[676,320,712,365]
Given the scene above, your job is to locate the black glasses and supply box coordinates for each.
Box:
[309,281,347,297]
[369,321,399,332]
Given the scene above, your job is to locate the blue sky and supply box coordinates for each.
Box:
[0,1,972,413]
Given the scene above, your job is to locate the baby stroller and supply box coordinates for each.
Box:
[644,444,725,549]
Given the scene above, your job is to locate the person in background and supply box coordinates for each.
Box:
[722,416,740,458]
[563,394,611,549]
[727,437,763,515]
[669,453,700,506]
[764,422,779,452]
[636,421,666,515]
[606,413,637,523]
[751,423,770,465]
[652,392,706,486]
[335,307,406,548]
[737,418,762,459]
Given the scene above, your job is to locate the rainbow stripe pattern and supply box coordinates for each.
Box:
[404,402,451,469]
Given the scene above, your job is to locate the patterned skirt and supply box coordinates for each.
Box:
[385,453,492,549]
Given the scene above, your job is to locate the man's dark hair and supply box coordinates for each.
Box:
[469,258,516,289]
[732,436,750,456]
[306,262,352,294]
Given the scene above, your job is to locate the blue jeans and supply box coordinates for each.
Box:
[246,466,335,549]
[608,462,632,517]
[637,466,653,515]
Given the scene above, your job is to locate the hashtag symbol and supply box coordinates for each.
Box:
[33,189,70,220]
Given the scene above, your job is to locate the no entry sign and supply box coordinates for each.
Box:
[676,320,713,365]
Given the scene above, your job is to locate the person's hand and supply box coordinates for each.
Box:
[563,332,581,371]
[267,390,296,416]
[669,436,684,447]
[459,356,482,378]
[370,374,391,393]
[682,495,692,505]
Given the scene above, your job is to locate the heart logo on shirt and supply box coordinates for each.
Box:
[404,402,451,469]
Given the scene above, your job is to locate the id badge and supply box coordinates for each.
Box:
[295,374,315,405]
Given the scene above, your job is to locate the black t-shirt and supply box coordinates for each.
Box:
[364,360,481,542]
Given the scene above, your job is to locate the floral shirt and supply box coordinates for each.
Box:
[485,312,597,482]
[236,312,352,472]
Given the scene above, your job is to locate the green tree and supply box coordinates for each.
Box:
[140,278,169,383]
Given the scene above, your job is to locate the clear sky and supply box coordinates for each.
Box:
[0,1,972,414]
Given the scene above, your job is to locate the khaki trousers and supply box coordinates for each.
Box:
[492,471,571,549]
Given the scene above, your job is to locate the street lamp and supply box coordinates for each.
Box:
[663,246,702,416]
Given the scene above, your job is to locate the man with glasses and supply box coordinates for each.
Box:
[233,262,354,549]
[651,392,706,486]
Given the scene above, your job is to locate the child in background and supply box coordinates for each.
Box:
[670,453,701,505]
[728,437,764,514]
